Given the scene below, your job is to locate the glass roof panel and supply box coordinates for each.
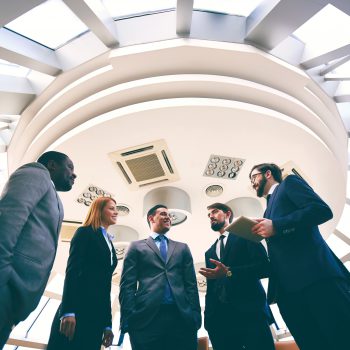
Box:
[5,0,88,50]
[0,59,29,77]
[103,0,176,18]
[194,0,266,16]
[294,4,350,58]
[334,60,350,76]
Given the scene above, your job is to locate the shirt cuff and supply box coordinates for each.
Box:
[60,313,75,320]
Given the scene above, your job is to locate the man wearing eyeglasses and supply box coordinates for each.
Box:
[249,163,350,350]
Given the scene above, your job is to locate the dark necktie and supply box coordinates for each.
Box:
[266,194,271,205]
[157,235,174,304]
[219,235,225,261]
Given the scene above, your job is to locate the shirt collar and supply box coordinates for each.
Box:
[219,231,229,239]
[100,226,114,240]
[150,232,168,240]
[267,183,279,196]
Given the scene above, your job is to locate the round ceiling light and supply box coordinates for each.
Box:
[116,204,130,216]
[205,184,224,197]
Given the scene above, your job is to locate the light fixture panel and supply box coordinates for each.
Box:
[203,155,245,180]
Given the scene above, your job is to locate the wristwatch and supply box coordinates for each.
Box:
[226,269,232,278]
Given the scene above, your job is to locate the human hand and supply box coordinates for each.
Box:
[59,316,76,341]
[251,218,275,238]
[199,259,229,279]
[102,329,114,347]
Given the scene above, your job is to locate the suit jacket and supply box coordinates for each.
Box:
[119,236,201,333]
[47,225,117,350]
[0,163,63,326]
[204,233,270,330]
[60,226,117,326]
[264,175,350,303]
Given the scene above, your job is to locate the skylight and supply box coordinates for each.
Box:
[194,0,266,16]
[0,59,29,77]
[294,4,350,58]
[102,0,176,19]
[5,0,88,50]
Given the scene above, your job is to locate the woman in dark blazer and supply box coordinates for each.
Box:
[47,197,118,350]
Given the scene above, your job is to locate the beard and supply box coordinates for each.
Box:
[211,220,226,232]
[256,176,267,198]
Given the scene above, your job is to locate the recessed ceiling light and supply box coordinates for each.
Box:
[205,184,224,197]
[116,205,130,216]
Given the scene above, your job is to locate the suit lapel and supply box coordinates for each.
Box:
[264,184,280,218]
[95,227,112,263]
[146,236,164,263]
[166,239,176,264]
[208,240,219,261]
[222,233,234,263]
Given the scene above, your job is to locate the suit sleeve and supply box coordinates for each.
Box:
[0,165,50,287]
[272,175,333,235]
[119,242,138,333]
[182,244,201,329]
[60,227,89,315]
[227,241,270,281]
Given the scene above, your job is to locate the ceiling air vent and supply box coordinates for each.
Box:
[109,139,179,190]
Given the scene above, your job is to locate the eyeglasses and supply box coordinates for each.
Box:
[250,172,263,184]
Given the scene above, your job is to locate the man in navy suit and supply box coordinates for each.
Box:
[199,203,275,350]
[250,163,350,350]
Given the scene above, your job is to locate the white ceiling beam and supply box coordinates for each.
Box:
[0,0,46,27]
[0,91,34,114]
[333,229,350,246]
[0,125,9,131]
[246,0,327,50]
[63,0,119,48]
[0,117,14,123]
[0,28,61,76]
[341,252,350,263]
[176,0,194,35]
[301,43,350,69]
[0,74,35,94]
[320,55,350,76]
[334,94,350,103]
[325,75,350,81]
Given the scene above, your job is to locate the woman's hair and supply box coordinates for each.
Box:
[83,196,116,230]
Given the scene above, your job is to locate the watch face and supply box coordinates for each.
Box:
[226,270,232,277]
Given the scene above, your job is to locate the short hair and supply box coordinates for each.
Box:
[83,197,117,230]
[249,163,283,183]
[207,202,234,223]
[37,151,68,167]
[147,204,168,226]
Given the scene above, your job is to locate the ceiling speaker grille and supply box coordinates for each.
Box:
[126,154,165,181]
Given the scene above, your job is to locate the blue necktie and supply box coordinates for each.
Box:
[157,235,174,304]
[158,235,167,261]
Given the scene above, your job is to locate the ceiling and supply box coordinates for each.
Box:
[1,0,350,273]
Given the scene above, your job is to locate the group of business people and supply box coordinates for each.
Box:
[1,152,350,350]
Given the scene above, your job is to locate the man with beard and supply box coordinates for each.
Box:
[0,151,77,348]
[199,203,275,350]
[250,163,350,350]
[119,204,201,350]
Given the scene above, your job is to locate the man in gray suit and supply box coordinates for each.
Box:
[0,151,76,348]
[119,204,201,350]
